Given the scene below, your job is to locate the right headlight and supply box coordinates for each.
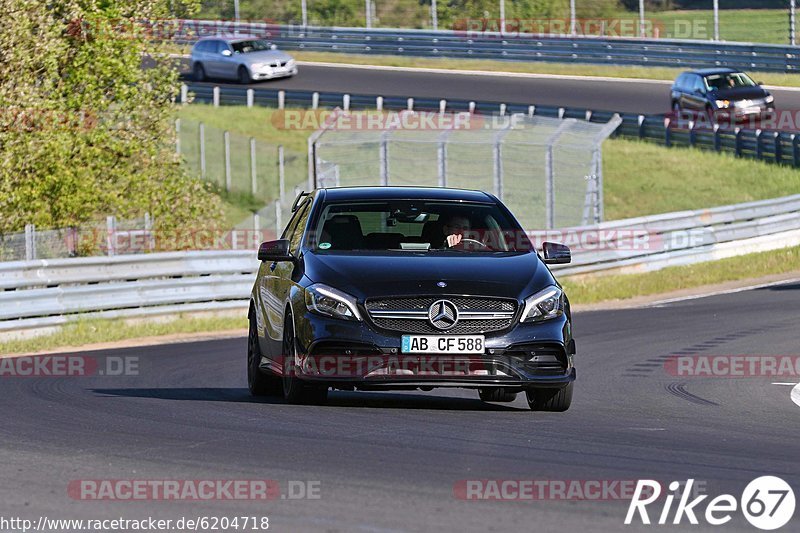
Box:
[715,99,730,109]
[304,283,362,321]
[520,286,564,323]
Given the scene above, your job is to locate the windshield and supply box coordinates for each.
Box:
[311,200,532,253]
[231,39,272,54]
[704,72,757,90]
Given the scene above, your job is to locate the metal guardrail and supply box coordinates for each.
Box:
[3,195,799,333]
[175,22,800,72]
[185,83,800,167]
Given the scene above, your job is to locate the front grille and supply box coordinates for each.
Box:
[365,296,517,334]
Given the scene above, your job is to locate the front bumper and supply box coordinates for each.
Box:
[290,310,575,390]
[251,67,297,80]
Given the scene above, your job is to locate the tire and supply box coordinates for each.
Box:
[526,382,573,412]
[281,312,328,405]
[193,63,206,82]
[478,388,518,403]
[238,65,252,84]
[247,310,282,396]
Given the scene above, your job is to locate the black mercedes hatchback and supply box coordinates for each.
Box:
[670,67,774,119]
[247,187,576,411]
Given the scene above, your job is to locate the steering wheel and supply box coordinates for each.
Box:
[450,238,491,250]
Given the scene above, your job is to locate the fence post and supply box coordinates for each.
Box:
[380,133,390,185]
[199,122,206,180]
[247,88,254,108]
[180,84,188,104]
[278,145,286,201]
[792,0,797,46]
[224,130,232,192]
[144,212,154,252]
[250,137,257,195]
[213,86,220,107]
[437,130,449,187]
[175,118,181,155]
[24,224,35,261]
[275,200,282,237]
[106,216,116,257]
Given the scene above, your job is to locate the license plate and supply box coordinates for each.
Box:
[401,335,485,354]
[743,107,761,114]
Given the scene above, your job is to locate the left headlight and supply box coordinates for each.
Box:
[251,62,269,70]
[520,286,564,323]
[765,94,775,104]
[304,283,362,321]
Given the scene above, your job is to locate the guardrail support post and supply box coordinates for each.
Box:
[376,96,383,111]
[343,94,350,111]
[499,103,506,116]
[792,134,800,167]
[180,84,188,104]
[735,128,743,157]
[278,90,285,109]
[213,86,220,107]
[312,92,319,110]
[638,115,646,139]
[755,129,763,159]
[250,138,257,195]
[469,101,476,113]
[664,117,672,147]
[689,120,696,146]
[247,88,254,108]
[528,105,535,117]
[713,124,721,151]
[24,224,35,261]
[224,131,232,192]
[775,132,783,163]
[407,98,414,111]
[439,99,446,114]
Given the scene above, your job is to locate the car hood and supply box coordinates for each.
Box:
[711,86,769,100]
[302,251,555,301]
[240,50,294,64]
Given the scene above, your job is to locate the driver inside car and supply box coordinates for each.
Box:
[443,214,472,248]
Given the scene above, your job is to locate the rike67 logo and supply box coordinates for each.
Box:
[626,477,795,530]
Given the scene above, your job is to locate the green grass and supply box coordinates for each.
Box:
[0,314,247,356]
[290,51,800,88]
[648,9,789,44]
[562,245,800,305]
[603,138,800,220]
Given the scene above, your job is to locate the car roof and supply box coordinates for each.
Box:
[195,35,261,43]
[687,67,739,76]
[318,186,495,203]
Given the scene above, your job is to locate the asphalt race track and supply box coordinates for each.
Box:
[188,62,800,115]
[2,283,799,532]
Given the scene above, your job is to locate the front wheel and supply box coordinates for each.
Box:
[282,313,328,405]
[238,65,252,84]
[526,382,573,412]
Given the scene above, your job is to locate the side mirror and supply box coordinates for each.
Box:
[757,81,764,85]
[221,49,232,56]
[542,241,571,264]
[258,239,293,262]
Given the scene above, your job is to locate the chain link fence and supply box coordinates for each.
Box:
[310,111,620,231]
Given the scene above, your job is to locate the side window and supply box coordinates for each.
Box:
[693,76,706,93]
[216,41,230,54]
[675,74,686,90]
[288,202,311,253]
[280,203,304,240]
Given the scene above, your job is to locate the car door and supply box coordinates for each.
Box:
[261,200,311,362]
[203,40,226,78]
[215,41,237,80]
[684,75,708,111]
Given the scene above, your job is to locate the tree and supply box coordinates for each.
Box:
[0,0,223,234]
